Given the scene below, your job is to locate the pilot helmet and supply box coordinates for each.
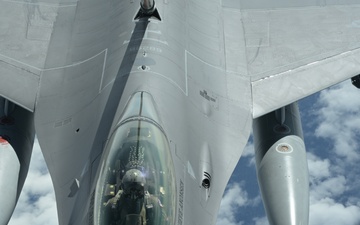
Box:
[122,169,146,200]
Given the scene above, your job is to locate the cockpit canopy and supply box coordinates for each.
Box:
[94,92,176,225]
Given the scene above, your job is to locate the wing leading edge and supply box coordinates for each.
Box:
[0,0,76,111]
[2,0,360,224]
[227,3,360,118]
[252,47,360,118]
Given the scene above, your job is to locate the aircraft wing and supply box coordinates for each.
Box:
[0,1,52,111]
[2,0,360,224]
[0,1,106,223]
[222,0,360,118]
[193,1,360,222]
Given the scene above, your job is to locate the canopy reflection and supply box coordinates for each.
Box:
[94,120,176,225]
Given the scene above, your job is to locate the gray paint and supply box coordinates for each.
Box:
[238,0,360,9]
[253,103,309,225]
[0,140,19,225]
[0,98,35,225]
[0,0,360,224]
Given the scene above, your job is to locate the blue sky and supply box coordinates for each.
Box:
[216,81,360,225]
[8,80,360,225]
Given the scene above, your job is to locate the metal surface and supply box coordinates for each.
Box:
[140,0,155,14]
[253,103,309,225]
[0,97,35,224]
[0,138,19,225]
[1,0,360,224]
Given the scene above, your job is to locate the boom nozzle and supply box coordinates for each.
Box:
[135,0,161,20]
[140,0,155,14]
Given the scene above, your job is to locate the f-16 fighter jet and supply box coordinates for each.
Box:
[1,0,360,224]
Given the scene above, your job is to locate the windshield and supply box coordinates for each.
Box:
[94,120,176,225]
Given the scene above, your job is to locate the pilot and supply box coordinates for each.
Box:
[104,169,166,225]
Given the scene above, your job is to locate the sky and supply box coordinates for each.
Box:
[8,80,360,225]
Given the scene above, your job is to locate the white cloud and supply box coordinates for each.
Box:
[242,141,254,158]
[218,81,360,225]
[315,81,360,162]
[310,198,360,225]
[242,141,256,167]
[216,182,265,225]
[310,175,347,202]
[253,216,269,225]
[308,81,360,225]
[307,153,348,202]
[307,153,331,180]
[217,183,249,225]
[216,217,245,225]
